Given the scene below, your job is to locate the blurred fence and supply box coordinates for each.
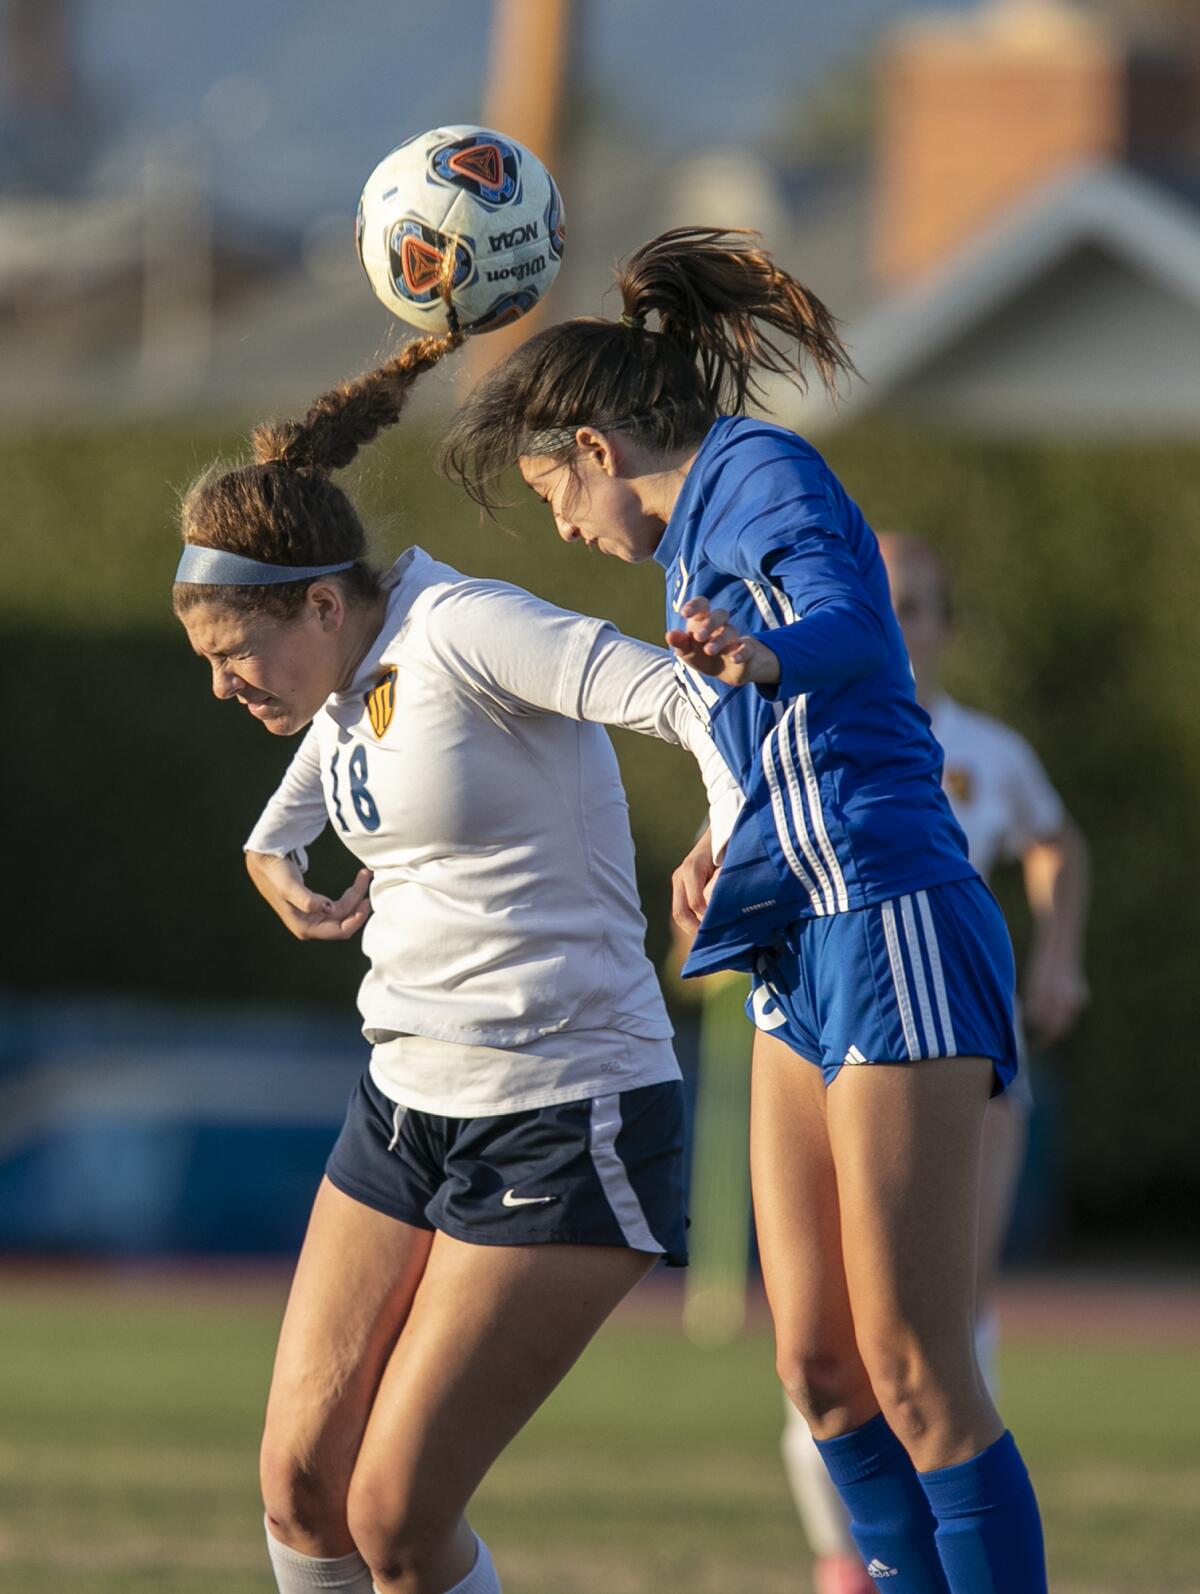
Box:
[0,995,365,1253]
[3,421,1198,1248]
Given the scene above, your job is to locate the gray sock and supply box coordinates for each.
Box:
[447,1536,502,1594]
[265,1521,375,1592]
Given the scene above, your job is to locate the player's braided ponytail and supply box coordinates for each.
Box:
[175,329,463,620]
[439,227,853,510]
[251,330,464,474]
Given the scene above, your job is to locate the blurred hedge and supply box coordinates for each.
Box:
[3,422,1197,1244]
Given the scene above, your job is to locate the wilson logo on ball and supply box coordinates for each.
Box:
[485,255,546,283]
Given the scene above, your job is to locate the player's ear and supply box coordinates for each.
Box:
[574,426,620,477]
[307,581,347,632]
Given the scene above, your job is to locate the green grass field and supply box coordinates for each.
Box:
[0,1275,1196,1594]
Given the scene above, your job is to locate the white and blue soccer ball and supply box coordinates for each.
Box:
[355,125,565,335]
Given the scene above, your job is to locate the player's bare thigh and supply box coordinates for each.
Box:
[826,1056,1003,1468]
[749,1028,877,1437]
[978,1089,1029,1297]
[260,1176,435,1556]
[347,1231,654,1594]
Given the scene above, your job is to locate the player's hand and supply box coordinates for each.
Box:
[1023,947,1089,1046]
[666,596,781,688]
[245,851,373,942]
[672,827,719,935]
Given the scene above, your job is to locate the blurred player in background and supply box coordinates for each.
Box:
[442,227,1052,1593]
[172,332,737,1594]
[781,532,1090,1594]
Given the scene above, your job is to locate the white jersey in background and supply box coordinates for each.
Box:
[929,694,1065,883]
[246,548,738,1117]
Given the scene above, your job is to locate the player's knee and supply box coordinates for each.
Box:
[345,1474,445,1588]
[863,1352,929,1446]
[260,1442,345,1545]
[857,1339,960,1453]
[775,1341,866,1429]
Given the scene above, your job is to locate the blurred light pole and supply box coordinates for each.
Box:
[467,0,577,382]
[140,135,214,398]
[3,0,75,122]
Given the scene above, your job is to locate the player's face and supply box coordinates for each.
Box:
[519,453,663,563]
[883,554,950,678]
[180,601,342,736]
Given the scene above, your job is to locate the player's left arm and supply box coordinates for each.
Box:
[574,627,744,853]
[671,825,718,935]
[668,520,888,695]
[436,588,744,909]
[570,633,745,930]
[1020,815,1091,1045]
[1000,733,1091,1044]
[429,583,742,819]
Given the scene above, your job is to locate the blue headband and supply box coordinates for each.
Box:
[174,545,357,586]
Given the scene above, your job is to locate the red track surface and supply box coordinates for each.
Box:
[2,1261,1196,1345]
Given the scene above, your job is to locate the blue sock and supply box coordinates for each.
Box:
[919,1430,1047,1593]
[814,1413,951,1591]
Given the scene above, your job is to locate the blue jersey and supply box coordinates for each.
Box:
[656,417,976,976]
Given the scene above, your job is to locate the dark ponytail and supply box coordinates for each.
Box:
[175,330,463,620]
[617,227,852,415]
[440,227,854,509]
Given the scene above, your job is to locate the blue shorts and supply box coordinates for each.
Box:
[748,876,1019,1092]
[326,1071,688,1266]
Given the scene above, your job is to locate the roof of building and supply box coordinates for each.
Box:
[780,160,1200,433]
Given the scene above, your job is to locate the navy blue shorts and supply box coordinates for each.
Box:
[326,1071,689,1266]
[748,876,1019,1092]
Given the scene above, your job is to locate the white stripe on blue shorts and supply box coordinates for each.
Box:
[881,893,959,1061]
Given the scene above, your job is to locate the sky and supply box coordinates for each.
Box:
[73,0,978,229]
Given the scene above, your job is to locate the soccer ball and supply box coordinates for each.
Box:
[355,125,565,335]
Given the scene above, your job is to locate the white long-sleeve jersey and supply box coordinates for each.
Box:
[246,549,738,1109]
[929,695,1065,884]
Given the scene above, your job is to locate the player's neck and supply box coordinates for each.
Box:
[336,591,390,692]
[639,444,700,527]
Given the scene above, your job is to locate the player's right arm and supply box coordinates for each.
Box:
[245,851,372,942]
[243,725,372,942]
